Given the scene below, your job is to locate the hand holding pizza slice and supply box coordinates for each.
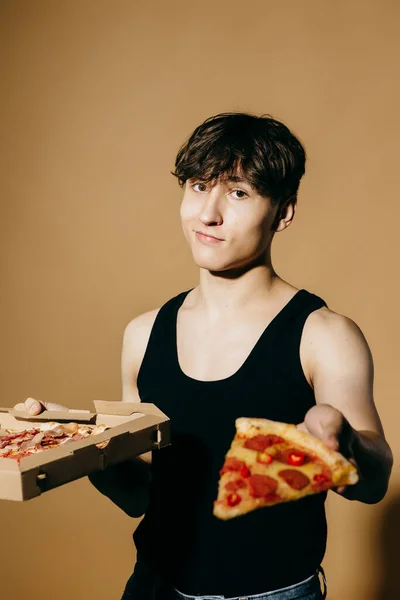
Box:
[213,417,358,520]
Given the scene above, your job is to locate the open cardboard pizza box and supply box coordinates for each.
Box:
[0,401,170,501]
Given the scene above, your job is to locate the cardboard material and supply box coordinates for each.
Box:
[0,402,170,501]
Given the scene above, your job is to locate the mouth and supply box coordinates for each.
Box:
[194,231,225,244]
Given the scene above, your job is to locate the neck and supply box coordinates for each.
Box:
[193,253,285,317]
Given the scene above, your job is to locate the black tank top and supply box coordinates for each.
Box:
[134,288,328,597]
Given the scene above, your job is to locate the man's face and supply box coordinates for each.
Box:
[180,175,279,273]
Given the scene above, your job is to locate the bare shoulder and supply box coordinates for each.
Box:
[301,306,373,384]
[123,308,161,343]
[303,306,370,348]
[122,308,161,380]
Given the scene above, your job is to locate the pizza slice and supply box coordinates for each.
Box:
[213,417,358,520]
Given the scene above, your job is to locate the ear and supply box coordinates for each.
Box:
[273,196,297,232]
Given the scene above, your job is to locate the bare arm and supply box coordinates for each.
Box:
[14,310,160,516]
[121,309,161,463]
[300,308,393,504]
[88,309,160,517]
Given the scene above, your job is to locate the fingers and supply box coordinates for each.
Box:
[24,397,44,415]
[40,401,69,411]
[13,398,69,415]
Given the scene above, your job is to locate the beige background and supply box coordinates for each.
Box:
[1,1,399,598]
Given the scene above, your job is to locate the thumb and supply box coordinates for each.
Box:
[304,406,341,449]
[296,422,308,433]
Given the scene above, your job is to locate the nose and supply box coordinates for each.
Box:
[198,188,223,227]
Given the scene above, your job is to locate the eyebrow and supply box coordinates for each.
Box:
[226,176,246,183]
[225,176,255,190]
[188,175,253,188]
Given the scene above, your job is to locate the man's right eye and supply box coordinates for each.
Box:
[192,182,207,192]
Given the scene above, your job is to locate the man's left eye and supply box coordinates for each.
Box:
[232,190,248,199]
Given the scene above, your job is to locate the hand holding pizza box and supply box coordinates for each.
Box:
[13,397,69,415]
[0,398,170,502]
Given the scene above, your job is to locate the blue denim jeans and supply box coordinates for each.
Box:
[121,556,327,600]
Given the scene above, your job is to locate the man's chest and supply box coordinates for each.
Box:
[176,320,261,381]
[175,308,314,384]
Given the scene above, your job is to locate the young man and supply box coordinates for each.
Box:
[19,113,393,600]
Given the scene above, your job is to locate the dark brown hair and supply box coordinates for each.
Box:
[171,112,306,209]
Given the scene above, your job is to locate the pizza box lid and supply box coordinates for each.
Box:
[0,401,170,501]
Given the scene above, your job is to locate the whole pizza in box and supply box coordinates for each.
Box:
[0,421,109,463]
[0,402,170,501]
